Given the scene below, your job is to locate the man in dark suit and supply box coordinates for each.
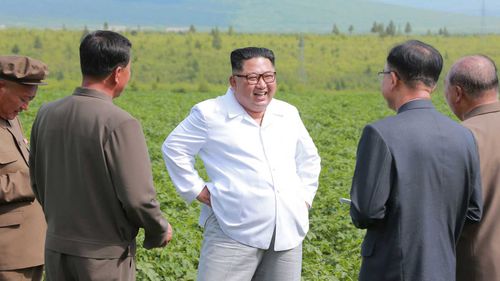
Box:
[29,30,172,280]
[349,40,483,281]
[0,55,47,281]
[445,55,500,281]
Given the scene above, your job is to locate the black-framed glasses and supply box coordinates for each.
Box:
[234,71,276,85]
[378,70,400,79]
[378,71,392,75]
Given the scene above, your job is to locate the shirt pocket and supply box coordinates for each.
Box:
[0,211,23,228]
[0,150,18,166]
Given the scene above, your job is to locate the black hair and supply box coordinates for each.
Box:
[230,47,275,73]
[79,30,132,79]
[387,40,443,88]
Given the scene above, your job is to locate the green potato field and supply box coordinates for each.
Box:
[2,29,496,280]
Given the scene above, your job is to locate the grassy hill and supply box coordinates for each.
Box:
[1,0,500,33]
[1,29,499,95]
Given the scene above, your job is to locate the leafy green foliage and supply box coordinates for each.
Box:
[20,91,458,281]
[5,29,492,280]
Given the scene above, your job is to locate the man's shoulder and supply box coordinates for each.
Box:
[369,109,467,138]
[463,110,500,142]
[104,103,134,120]
[51,93,130,113]
[193,96,220,111]
[369,114,399,131]
[191,94,233,118]
[36,95,70,120]
[374,107,456,126]
[269,98,299,113]
[39,95,69,110]
[38,94,136,128]
[463,108,500,126]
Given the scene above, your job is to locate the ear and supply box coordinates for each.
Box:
[389,71,399,89]
[103,67,119,87]
[0,80,6,94]
[453,85,464,103]
[229,75,236,89]
[113,66,125,85]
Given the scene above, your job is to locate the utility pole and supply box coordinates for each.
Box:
[481,0,485,33]
[298,34,307,84]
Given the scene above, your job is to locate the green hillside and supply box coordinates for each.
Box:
[1,0,500,34]
[1,29,499,95]
[228,0,500,34]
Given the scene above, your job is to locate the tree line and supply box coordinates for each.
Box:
[331,21,453,37]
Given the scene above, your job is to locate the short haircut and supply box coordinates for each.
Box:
[387,40,443,88]
[448,55,498,98]
[80,30,132,79]
[230,47,275,73]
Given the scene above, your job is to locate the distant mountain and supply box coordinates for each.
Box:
[1,0,499,34]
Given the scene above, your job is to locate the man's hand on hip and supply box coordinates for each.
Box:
[197,186,211,207]
[161,223,173,247]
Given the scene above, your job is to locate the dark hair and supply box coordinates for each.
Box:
[387,40,443,88]
[230,47,275,73]
[79,30,132,79]
[448,55,498,98]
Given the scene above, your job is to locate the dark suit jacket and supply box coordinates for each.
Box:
[29,87,169,259]
[457,102,500,281]
[0,117,46,270]
[350,99,482,281]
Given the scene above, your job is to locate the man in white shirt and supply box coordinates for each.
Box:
[162,47,321,281]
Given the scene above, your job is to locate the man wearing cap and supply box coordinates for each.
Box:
[0,55,48,281]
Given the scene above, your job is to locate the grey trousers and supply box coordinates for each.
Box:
[45,249,135,281]
[197,214,302,281]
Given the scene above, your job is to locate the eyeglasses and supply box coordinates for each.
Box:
[378,71,392,75]
[378,70,400,79]
[234,71,276,85]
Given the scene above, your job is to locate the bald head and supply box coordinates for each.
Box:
[447,55,498,99]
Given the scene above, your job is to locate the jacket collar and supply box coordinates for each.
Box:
[0,118,9,129]
[464,101,500,120]
[73,87,113,102]
[0,118,15,134]
[397,99,434,114]
[0,117,29,163]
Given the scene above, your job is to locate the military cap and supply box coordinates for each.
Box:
[0,55,48,85]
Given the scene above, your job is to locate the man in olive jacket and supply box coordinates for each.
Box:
[30,30,172,280]
[0,55,48,281]
[445,55,500,281]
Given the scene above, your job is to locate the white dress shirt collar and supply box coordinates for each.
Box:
[223,87,283,127]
